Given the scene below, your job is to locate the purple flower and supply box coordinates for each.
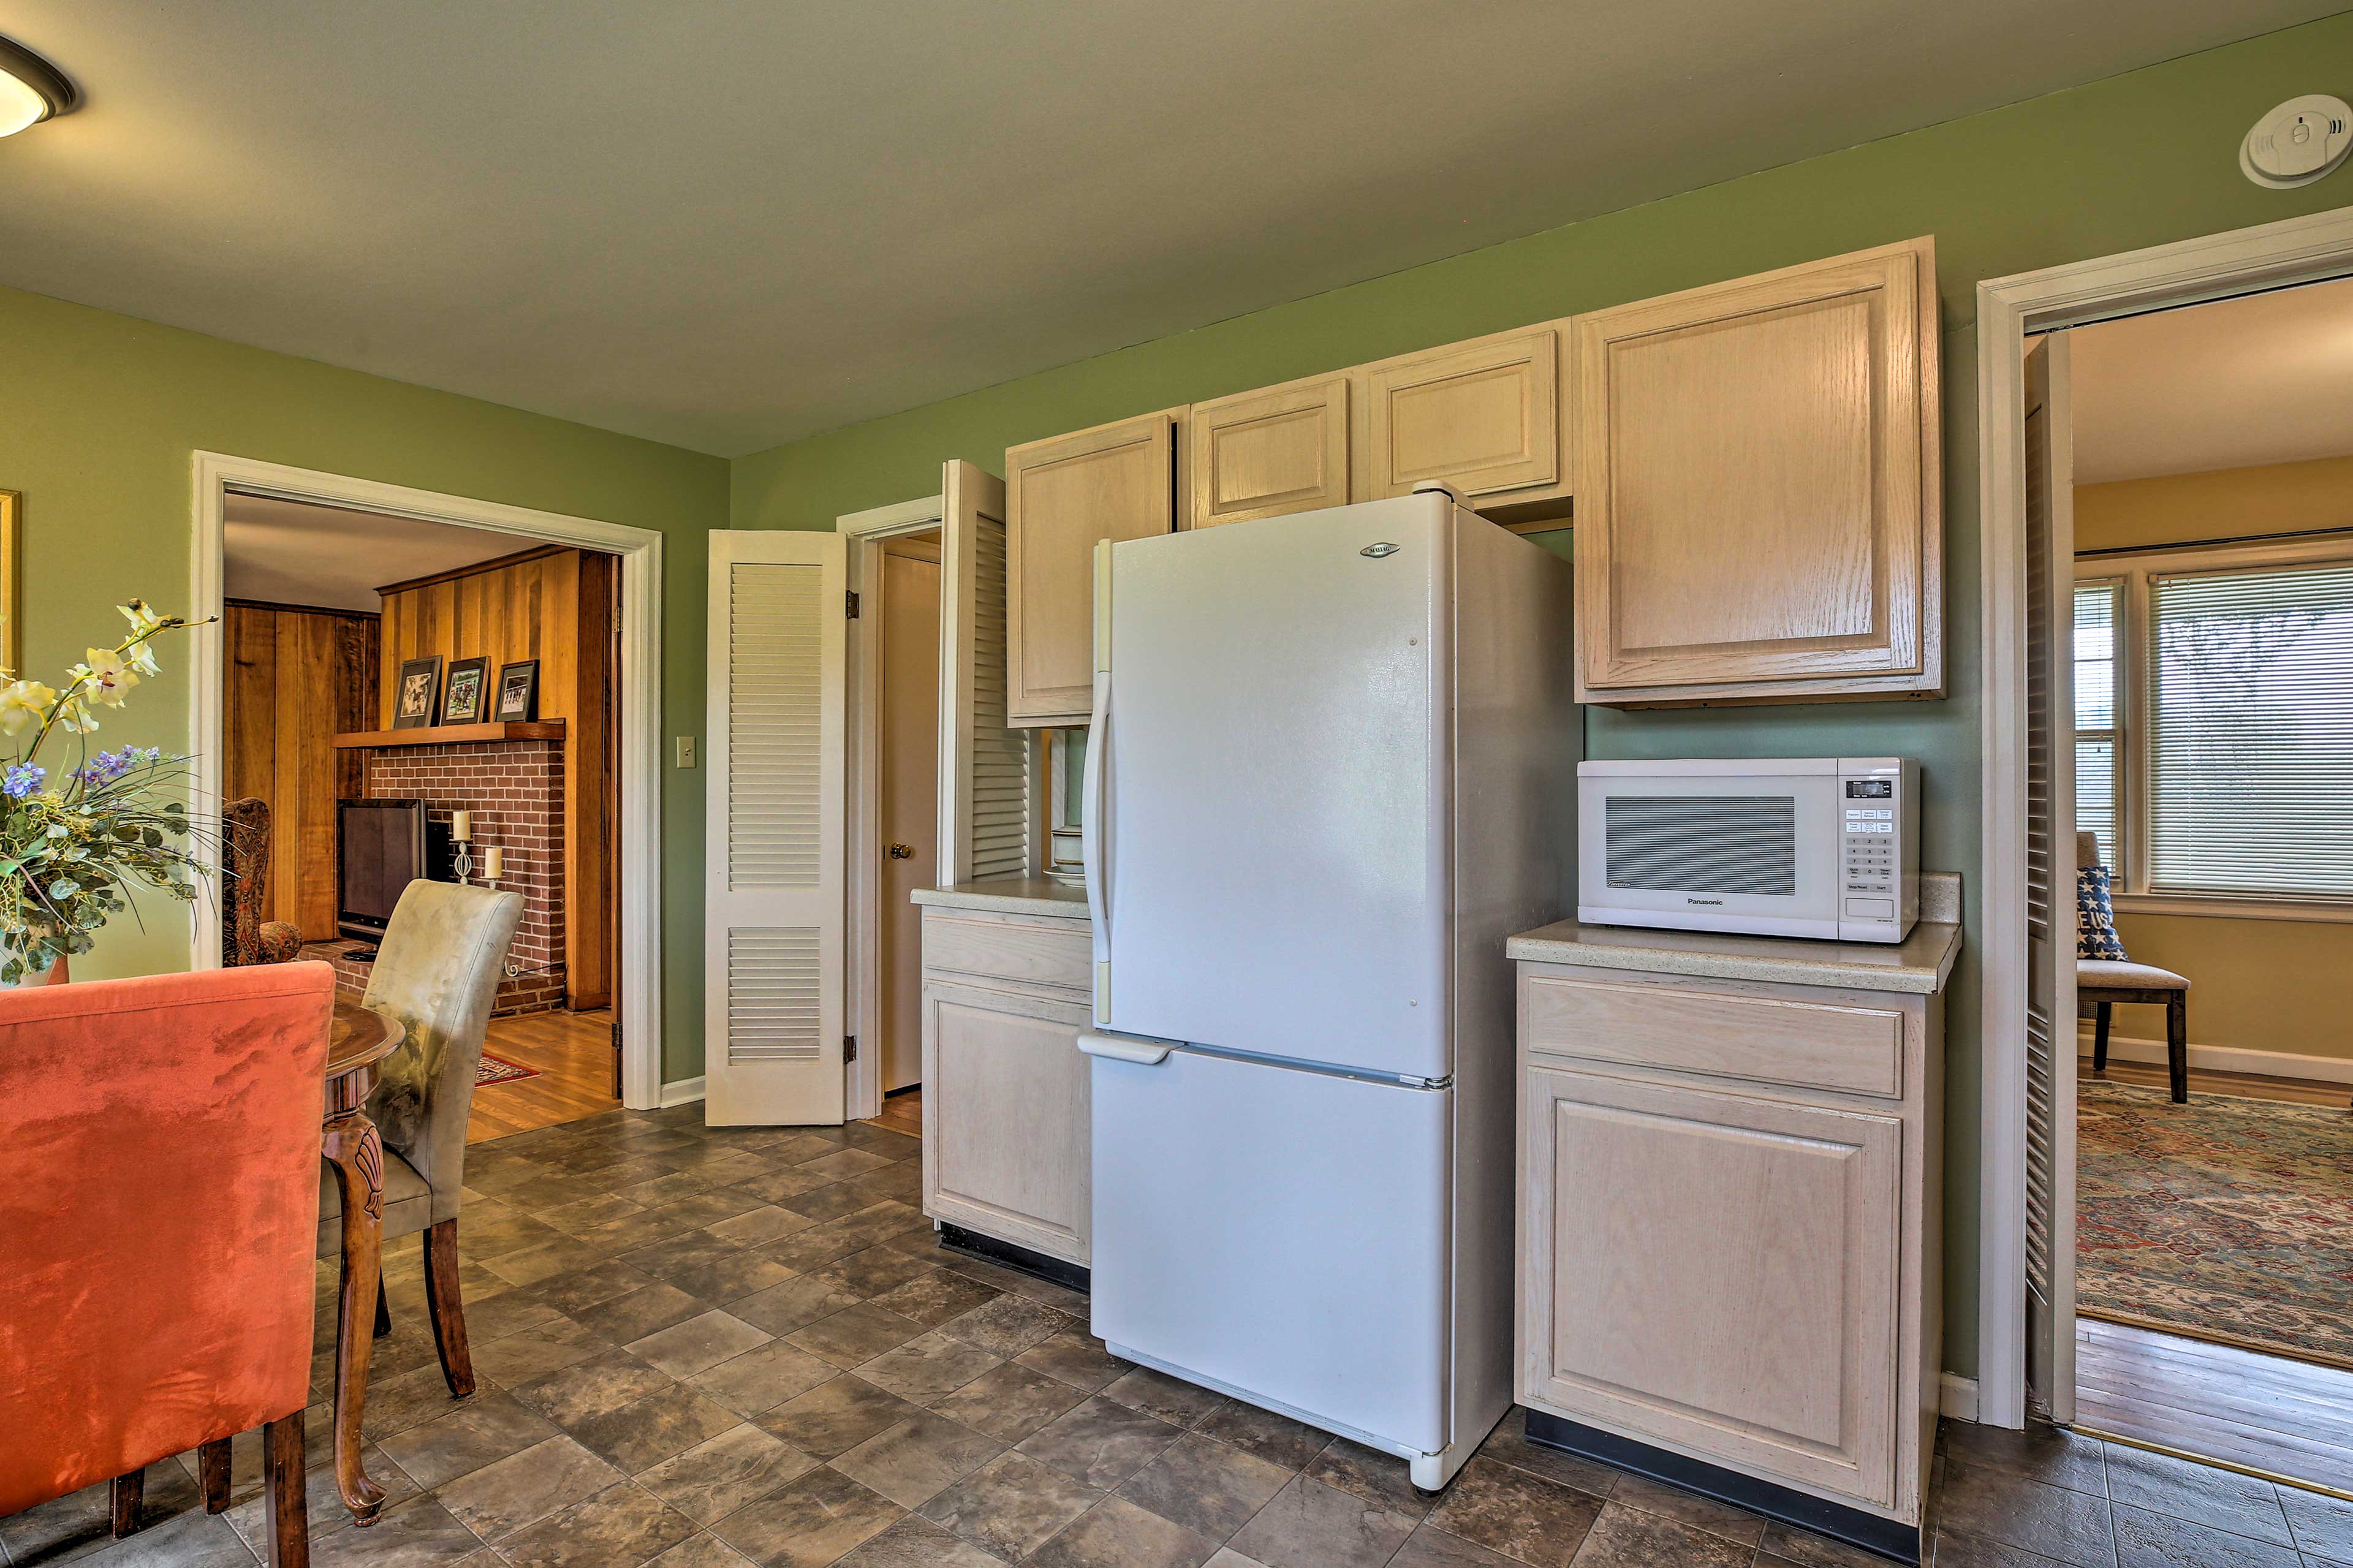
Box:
[4,763,44,798]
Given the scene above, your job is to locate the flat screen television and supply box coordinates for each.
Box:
[337,799,452,952]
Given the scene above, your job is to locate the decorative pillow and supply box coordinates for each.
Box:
[2076,866,2128,960]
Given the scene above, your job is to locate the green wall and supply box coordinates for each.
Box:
[728,12,2353,1379]
[1,284,726,1083]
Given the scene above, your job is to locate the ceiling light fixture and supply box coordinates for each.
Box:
[0,35,77,138]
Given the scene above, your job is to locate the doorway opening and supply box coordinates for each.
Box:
[874,530,941,1123]
[194,453,667,1116]
[1985,217,2353,1498]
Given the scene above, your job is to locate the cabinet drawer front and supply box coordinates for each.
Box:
[1523,973,1902,1099]
[923,911,1092,993]
[1521,1064,1900,1507]
[1368,329,1559,499]
[1191,377,1351,528]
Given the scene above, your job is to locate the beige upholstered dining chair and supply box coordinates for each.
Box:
[317,880,523,1396]
[2076,830,2193,1103]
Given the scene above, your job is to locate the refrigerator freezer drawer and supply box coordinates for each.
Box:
[1089,1043,1453,1453]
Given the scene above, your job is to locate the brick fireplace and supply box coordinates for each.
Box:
[353,737,566,1015]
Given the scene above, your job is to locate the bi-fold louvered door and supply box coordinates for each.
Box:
[706,531,848,1125]
[2021,335,2077,1423]
[939,460,1030,882]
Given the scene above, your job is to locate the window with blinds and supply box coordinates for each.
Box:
[2145,559,2353,900]
[2073,581,2120,868]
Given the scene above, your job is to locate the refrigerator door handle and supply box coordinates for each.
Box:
[1085,540,1113,1023]
[1075,1033,1169,1066]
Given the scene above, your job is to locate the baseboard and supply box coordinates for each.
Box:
[2076,1025,2353,1086]
[1939,1374,1979,1422]
[659,1075,707,1108]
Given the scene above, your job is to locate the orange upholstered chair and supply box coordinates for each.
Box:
[0,963,335,1567]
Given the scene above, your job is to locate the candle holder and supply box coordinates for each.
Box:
[450,809,474,884]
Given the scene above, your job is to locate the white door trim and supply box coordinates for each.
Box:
[190,452,669,1110]
[1974,202,2353,1428]
[837,493,947,1122]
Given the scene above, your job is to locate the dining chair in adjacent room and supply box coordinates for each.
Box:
[2075,830,2194,1103]
[222,797,305,966]
[0,963,337,1567]
[317,879,522,1396]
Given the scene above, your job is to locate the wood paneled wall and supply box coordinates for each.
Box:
[224,602,381,940]
[377,545,617,1010]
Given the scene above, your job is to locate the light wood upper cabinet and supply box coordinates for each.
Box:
[1007,410,1180,725]
[1572,237,1941,705]
[1189,375,1351,529]
[1362,326,1569,509]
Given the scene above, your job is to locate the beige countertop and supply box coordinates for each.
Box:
[912,879,1092,920]
[1507,872,1964,995]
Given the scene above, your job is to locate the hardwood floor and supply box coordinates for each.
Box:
[869,1085,922,1137]
[2081,1054,2352,1107]
[2077,1316,2353,1497]
[467,1006,620,1143]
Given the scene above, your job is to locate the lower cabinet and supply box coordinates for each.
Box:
[1515,961,1943,1533]
[920,906,1093,1267]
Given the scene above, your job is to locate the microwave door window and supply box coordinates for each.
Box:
[1606,795,1798,897]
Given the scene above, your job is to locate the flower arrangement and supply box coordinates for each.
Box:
[0,600,216,984]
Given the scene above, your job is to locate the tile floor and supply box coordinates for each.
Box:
[8,1103,2353,1568]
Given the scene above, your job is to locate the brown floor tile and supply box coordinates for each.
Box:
[832,1514,1006,1567]
[1015,1328,1131,1393]
[1935,1458,2118,1568]
[374,1390,558,1490]
[946,1293,1077,1359]
[1302,1437,1431,1521]
[1605,1474,1768,1547]
[1029,1495,1221,1568]
[636,1425,820,1527]
[1938,1418,2109,1499]
[784,1303,926,1369]
[2103,1445,2290,1547]
[1424,1458,1602,1568]
[705,1206,823,1248]
[1192,1401,1332,1473]
[359,1360,487,1443]
[624,1232,752,1284]
[570,1386,746,1476]
[687,1341,843,1418]
[1229,1474,1419,1568]
[708,1466,903,1568]
[513,1350,675,1429]
[928,1360,1092,1444]
[496,1481,701,1568]
[1388,1523,1523,1567]
[643,1533,764,1568]
[867,1268,1004,1328]
[471,1317,610,1387]
[307,1497,483,1568]
[1471,1412,1618,1499]
[1567,1501,1752,1568]
[853,1330,1004,1406]
[919,1450,1104,1559]
[808,1246,942,1301]
[1931,1531,2075,1568]
[666,1254,801,1308]
[770,1184,879,1223]
[629,1312,776,1381]
[1120,1431,1294,1539]
[577,1284,720,1347]
[729,1278,865,1339]
[1017,1396,1188,1491]
[2112,1501,2302,1568]
[434,1434,624,1545]
[1101,1368,1227,1430]
[1757,1520,1910,1568]
[830,1411,1007,1509]
[535,1259,665,1317]
[753,1376,927,1461]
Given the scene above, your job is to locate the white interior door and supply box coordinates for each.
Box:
[706,530,849,1125]
[938,460,1030,883]
[2023,333,2078,1423]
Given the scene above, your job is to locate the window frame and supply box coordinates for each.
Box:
[2071,574,2125,877]
[2074,532,2353,924]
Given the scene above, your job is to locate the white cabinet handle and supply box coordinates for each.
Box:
[1076,1034,1169,1066]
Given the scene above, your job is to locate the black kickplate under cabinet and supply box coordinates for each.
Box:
[938,1221,1091,1294]
[1523,1410,1920,1565]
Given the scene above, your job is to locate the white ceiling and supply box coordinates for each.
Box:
[225,495,533,612]
[0,2,2336,457]
[2071,274,2353,484]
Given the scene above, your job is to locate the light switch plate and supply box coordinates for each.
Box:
[675,737,697,768]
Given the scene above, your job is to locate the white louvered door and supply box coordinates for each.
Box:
[2022,335,2078,1423]
[706,531,849,1125]
[938,460,1031,881]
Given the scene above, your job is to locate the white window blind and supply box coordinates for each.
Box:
[2073,582,2119,868]
[2146,560,2353,900]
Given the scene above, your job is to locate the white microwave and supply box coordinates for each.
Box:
[1577,758,1919,944]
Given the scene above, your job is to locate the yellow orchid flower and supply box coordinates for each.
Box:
[0,678,55,736]
[80,648,140,708]
[119,599,166,639]
[55,696,98,734]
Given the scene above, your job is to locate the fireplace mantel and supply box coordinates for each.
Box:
[332,720,566,749]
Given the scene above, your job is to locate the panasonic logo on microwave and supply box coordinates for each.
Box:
[1686,898,1724,906]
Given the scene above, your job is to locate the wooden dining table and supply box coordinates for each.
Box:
[320,996,405,1525]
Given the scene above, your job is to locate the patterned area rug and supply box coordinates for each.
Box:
[477,1053,539,1087]
[2077,1076,2353,1369]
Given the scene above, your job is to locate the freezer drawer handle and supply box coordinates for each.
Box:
[1075,1034,1169,1066]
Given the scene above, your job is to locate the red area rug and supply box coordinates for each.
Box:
[477,1053,539,1087]
[2077,1076,2353,1370]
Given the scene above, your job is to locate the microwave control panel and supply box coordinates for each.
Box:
[1838,761,1915,938]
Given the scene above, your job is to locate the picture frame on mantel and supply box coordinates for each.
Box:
[494,659,540,722]
[393,654,442,729]
[441,656,489,724]
[0,490,20,676]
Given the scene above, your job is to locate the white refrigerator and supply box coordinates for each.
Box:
[1077,490,1578,1491]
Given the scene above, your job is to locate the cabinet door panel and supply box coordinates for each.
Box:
[1574,238,1939,703]
[1191,377,1349,528]
[1007,412,1176,724]
[922,979,1091,1264]
[1521,1064,1899,1506]
[1367,329,1559,499]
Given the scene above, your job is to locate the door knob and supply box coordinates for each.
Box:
[887,843,915,860]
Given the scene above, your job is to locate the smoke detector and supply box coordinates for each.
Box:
[2241,95,2352,189]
